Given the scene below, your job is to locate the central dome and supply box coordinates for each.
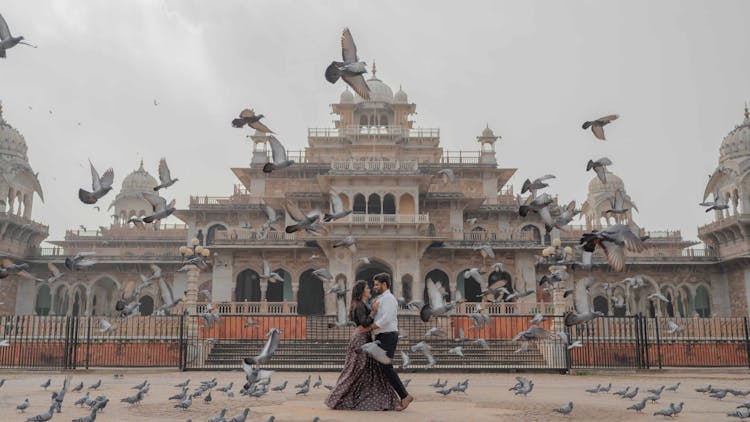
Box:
[587,169,625,195]
[353,76,394,103]
[121,160,158,193]
[0,106,29,162]
[719,108,750,164]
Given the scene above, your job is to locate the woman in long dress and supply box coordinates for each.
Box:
[325,280,401,411]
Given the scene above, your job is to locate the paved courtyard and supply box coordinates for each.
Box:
[0,369,748,421]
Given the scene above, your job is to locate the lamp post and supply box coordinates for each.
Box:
[179,237,211,313]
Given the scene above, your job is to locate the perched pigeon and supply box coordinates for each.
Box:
[627,398,647,412]
[16,397,29,412]
[325,28,370,100]
[552,401,573,415]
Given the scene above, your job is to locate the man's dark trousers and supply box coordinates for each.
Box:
[375,331,408,399]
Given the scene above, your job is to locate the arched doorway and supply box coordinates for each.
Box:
[353,194,366,214]
[53,285,69,315]
[267,268,291,302]
[593,296,609,315]
[206,224,227,246]
[91,277,118,316]
[368,193,381,214]
[425,269,451,304]
[401,274,413,303]
[399,193,415,214]
[71,285,87,316]
[488,270,513,300]
[35,285,51,316]
[298,269,325,315]
[695,286,711,318]
[355,260,392,291]
[457,269,482,303]
[383,194,396,214]
[236,269,261,302]
[139,296,155,316]
[521,224,542,243]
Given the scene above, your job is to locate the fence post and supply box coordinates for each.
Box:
[654,317,662,369]
[85,317,92,370]
[641,315,650,369]
[178,314,185,371]
[744,317,750,369]
[634,315,642,369]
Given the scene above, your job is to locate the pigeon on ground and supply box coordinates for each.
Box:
[25,404,55,422]
[74,392,90,407]
[296,384,310,395]
[232,108,275,133]
[653,404,675,417]
[670,402,684,416]
[120,390,144,406]
[207,409,228,422]
[263,136,295,173]
[169,388,187,401]
[88,379,101,390]
[647,385,665,395]
[582,115,619,140]
[627,398,647,412]
[514,380,534,396]
[614,386,630,396]
[0,13,38,58]
[72,382,84,392]
[585,384,601,394]
[325,28,370,100]
[665,382,680,392]
[552,401,574,415]
[40,378,51,390]
[79,160,114,204]
[313,375,323,389]
[728,408,750,419]
[16,398,29,412]
[228,408,250,422]
[272,381,287,391]
[174,395,192,410]
[622,387,639,399]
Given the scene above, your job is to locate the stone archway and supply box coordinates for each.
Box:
[425,269,451,304]
[206,224,227,246]
[355,260,392,291]
[457,269,482,303]
[267,268,291,302]
[236,269,261,302]
[71,285,87,316]
[297,269,324,315]
[91,277,118,316]
[35,285,51,316]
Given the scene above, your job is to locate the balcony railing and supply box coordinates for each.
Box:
[210,230,297,245]
[329,214,429,225]
[330,160,418,174]
[463,230,537,242]
[0,212,48,232]
[440,150,481,165]
[308,126,439,139]
[196,302,298,314]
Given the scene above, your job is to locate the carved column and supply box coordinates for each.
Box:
[185,265,200,314]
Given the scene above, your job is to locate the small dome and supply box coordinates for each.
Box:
[719,107,750,164]
[394,85,408,103]
[352,76,394,103]
[481,126,496,138]
[121,160,158,193]
[587,169,625,195]
[0,103,29,162]
[340,87,354,103]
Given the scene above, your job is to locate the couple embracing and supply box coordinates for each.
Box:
[325,273,415,411]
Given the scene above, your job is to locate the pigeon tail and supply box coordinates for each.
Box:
[142,215,156,224]
[285,224,300,234]
[563,311,578,327]
[419,304,432,322]
[325,62,343,83]
[323,213,334,222]
[521,179,532,194]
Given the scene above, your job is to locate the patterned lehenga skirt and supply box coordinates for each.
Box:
[324,329,400,411]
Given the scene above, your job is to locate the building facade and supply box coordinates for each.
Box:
[0,72,748,318]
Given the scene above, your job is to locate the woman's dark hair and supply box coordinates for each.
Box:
[348,280,368,321]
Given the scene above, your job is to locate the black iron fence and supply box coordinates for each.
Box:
[0,314,748,371]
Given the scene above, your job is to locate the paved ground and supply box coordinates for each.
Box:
[0,368,748,421]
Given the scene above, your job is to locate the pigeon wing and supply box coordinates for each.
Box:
[342,73,370,100]
[238,108,256,119]
[601,240,626,272]
[0,14,11,40]
[263,259,271,277]
[703,167,731,202]
[48,262,62,277]
[574,276,594,313]
[594,166,607,183]
[99,168,114,189]
[262,204,278,222]
[284,199,307,222]
[330,191,344,214]
[341,27,358,62]
[336,294,347,323]
[426,278,446,309]
[614,190,624,209]
[598,114,619,122]
[158,277,175,305]
[158,158,172,184]
[591,124,606,140]
[89,160,102,191]
[537,174,556,182]
[597,157,613,166]
[142,193,167,212]
[267,136,288,163]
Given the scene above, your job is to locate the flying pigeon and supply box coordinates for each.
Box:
[579,224,648,272]
[605,189,629,215]
[582,114,619,140]
[0,13,37,58]
[586,157,613,184]
[153,158,178,191]
[140,193,176,224]
[263,136,295,173]
[437,168,455,184]
[420,278,453,322]
[521,174,555,197]
[324,190,353,222]
[244,328,282,366]
[333,235,357,253]
[360,340,392,364]
[325,28,370,100]
[231,108,275,133]
[78,160,114,204]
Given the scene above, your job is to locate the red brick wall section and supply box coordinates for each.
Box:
[0,342,180,367]
[451,316,553,339]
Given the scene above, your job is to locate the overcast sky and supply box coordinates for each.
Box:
[2,0,749,243]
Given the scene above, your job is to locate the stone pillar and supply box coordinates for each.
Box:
[551,289,568,333]
[185,265,200,313]
[211,252,233,302]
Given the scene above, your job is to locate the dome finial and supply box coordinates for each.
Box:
[745,101,749,119]
[138,158,144,171]
[371,61,377,78]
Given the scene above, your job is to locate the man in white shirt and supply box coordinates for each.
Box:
[369,272,414,410]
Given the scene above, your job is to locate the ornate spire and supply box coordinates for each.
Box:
[745,101,749,119]
[371,61,377,78]
[138,159,144,171]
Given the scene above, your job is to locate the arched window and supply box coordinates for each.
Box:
[353,194,366,214]
[676,286,693,317]
[359,115,369,126]
[593,296,609,315]
[298,269,325,315]
[425,269,451,304]
[457,269,482,303]
[206,224,227,246]
[695,286,711,318]
[401,274,413,304]
[236,269,261,302]
[91,277,118,316]
[379,113,389,126]
[71,286,87,317]
[356,260,392,292]
[53,285,69,315]
[428,223,436,237]
[487,270,513,301]
[368,193,381,214]
[338,193,350,211]
[383,194,396,214]
[139,296,155,316]
[35,285,51,316]
[267,268,291,302]
[521,225,542,243]
[399,193,415,214]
